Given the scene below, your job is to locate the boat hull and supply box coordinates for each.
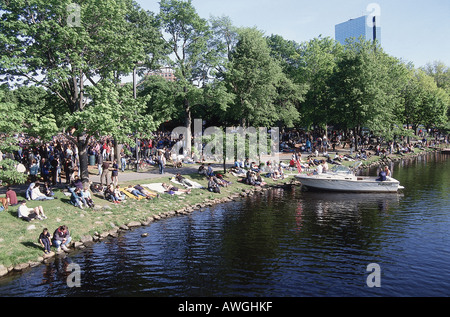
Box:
[295,175,403,193]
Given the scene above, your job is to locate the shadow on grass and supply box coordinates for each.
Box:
[21,241,42,251]
[5,208,18,218]
[59,198,71,205]
[186,173,208,182]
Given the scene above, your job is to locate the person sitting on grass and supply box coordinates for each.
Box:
[25,182,35,200]
[39,228,52,255]
[246,170,256,185]
[42,182,54,197]
[90,183,104,194]
[6,186,18,206]
[52,225,71,253]
[17,200,47,221]
[206,164,214,177]
[271,165,285,180]
[114,185,126,202]
[70,187,88,209]
[72,175,84,190]
[81,187,95,207]
[30,183,55,201]
[105,184,121,204]
[254,172,266,186]
[207,176,221,193]
[229,166,245,177]
[198,164,206,176]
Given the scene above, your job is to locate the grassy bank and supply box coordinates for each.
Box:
[0,167,293,271]
[0,145,442,274]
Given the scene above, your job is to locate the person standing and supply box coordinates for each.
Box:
[50,156,59,185]
[158,150,166,174]
[65,157,74,184]
[97,150,103,176]
[100,159,110,186]
[120,148,127,172]
[111,159,119,187]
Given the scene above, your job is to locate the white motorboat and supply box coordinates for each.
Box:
[295,163,404,193]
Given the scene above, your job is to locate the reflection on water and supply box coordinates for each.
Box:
[0,153,449,297]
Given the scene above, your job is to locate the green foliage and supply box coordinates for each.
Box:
[225,27,304,127]
[159,0,211,82]
[63,79,160,145]
[0,158,28,185]
[0,0,166,181]
[139,76,179,123]
[294,36,342,130]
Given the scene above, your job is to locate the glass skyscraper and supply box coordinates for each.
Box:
[335,15,381,45]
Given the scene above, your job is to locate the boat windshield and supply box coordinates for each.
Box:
[329,165,353,174]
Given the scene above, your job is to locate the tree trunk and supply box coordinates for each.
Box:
[353,127,358,151]
[114,137,120,162]
[77,134,90,185]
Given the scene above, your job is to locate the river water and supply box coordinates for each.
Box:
[0,153,449,297]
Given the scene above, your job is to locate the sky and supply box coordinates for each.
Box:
[137,0,450,68]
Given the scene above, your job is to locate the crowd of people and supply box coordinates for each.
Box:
[1,127,448,260]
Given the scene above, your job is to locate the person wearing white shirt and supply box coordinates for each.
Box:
[17,200,47,221]
[30,184,55,201]
[315,163,323,175]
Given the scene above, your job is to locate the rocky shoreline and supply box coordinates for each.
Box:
[0,148,439,279]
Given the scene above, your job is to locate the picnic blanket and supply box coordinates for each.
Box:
[170,177,204,189]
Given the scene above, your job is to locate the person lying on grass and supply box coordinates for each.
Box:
[161,183,191,195]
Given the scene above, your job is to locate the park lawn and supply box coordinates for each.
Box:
[0,170,292,268]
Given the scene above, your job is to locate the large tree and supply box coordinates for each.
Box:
[0,87,28,184]
[158,0,212,154]
[295,36,342,134]
[328,38,407,148]
[0,0,164,183]
[225,27,303,127]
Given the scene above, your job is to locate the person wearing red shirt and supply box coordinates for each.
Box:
[6,186,18,206]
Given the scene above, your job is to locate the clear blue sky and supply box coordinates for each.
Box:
[138,0,450,68]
